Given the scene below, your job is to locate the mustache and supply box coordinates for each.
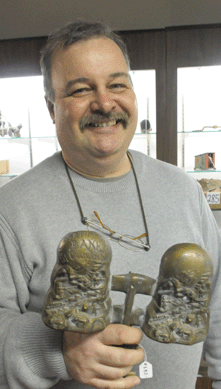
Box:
[79,112,129,131]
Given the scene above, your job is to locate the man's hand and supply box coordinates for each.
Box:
[63,324,144,389]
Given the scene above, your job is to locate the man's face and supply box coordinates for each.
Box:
[47,37,138,174]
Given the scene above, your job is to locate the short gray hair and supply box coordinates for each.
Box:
[40,20,130,101]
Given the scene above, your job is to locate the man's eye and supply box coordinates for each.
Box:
[110,83,127,90]
[70,88,91,96]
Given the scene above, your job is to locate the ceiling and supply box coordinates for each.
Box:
[1,0,221,41]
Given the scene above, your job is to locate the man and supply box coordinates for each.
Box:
[0,20,220,389]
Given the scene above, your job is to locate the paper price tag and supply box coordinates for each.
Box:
[139,361,153,379]
[206,192,220,205]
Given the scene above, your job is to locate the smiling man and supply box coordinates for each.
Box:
[46,35,138,177]
[0,20,221,389]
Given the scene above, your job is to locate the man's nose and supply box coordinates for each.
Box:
[90,91,117,113]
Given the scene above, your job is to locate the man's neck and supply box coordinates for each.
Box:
[62,151,131,179]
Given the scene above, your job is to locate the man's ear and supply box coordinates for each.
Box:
[45,97,55,124]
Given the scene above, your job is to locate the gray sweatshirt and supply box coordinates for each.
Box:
[0,150,221,389]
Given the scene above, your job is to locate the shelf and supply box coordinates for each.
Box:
[0,174,17,178]
[178,130,221,134]
[187,170,221,173]
[135,131,156,135]
[0,136,57,140]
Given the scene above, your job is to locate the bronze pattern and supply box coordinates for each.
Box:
[42,235,213,346]
[142,243,213,345]
[42,230,112,333]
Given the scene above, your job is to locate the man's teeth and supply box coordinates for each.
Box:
[90,120,117,127]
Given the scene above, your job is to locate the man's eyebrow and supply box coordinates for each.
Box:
[109,72,131,80]
[109,72,133,86]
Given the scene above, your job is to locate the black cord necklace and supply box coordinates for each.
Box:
[62,151,150,251]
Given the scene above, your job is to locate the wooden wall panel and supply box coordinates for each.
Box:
[0,37,46,78]
[166,24,221,68]
[195,377,213,389]
[165,24,221,165]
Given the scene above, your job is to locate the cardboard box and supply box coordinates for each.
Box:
[0,160,9,175]
[195,153,215,170]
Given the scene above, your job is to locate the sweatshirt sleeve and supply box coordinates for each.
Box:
[0,215,71,388]
[197,185,221,389]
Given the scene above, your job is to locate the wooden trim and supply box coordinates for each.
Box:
[166,23,221,31]
[195,377,213,389]
[166,25,221,68]
[165,24,221,165]
[0,37,46,78]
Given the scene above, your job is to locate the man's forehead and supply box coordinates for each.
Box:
[51,38,130,89]
[52,37,128,69]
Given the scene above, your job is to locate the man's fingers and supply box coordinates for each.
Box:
[98,324,143,346]
[97,343,144,368]
[90,375,141,389]
[63,324,144,389]
[92,363,134,380]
